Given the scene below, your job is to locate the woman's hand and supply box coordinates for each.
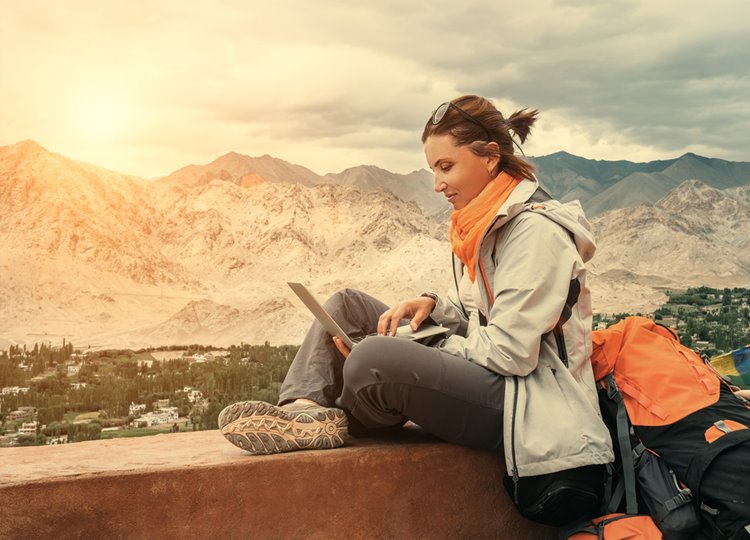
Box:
[332,336,351,359]
[734,388,750,400]
[377,296,436,337]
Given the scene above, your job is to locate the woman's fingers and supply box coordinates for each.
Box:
[377,306,401,336]
[409,307,429,331]
[332,336,350,359]
[389,313,401,337]
[377,298,434,335]
[376,311,389,336]
[385,304,413,336]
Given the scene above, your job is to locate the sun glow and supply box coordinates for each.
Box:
[80,97,129,141]
[56,89,143,173]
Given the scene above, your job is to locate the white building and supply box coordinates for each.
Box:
[153,398,170,409]
[188,352,214,364]
[133,407,179,427]
[67,364,81,376]
[160,407,178,422]
[182,387,203,403]
[129,402,147,417]
[1,386,30,396]
[19,421,39,435]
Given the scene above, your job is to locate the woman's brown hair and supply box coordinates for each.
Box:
[421,95,539,181]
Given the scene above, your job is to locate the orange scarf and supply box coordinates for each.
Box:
[450,171,521,283]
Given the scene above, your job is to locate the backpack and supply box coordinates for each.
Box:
[587,316,750,539]
[562,513,663,539]
[559,379,699,539]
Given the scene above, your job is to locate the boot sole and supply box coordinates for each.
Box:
[218,401,348,455]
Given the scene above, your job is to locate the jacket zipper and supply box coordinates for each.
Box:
[479,259,494,308]
[451,254,470,321]
[511,375,520,503]
[477,220,518,500]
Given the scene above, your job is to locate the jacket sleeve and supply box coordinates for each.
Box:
[436,213,579,376]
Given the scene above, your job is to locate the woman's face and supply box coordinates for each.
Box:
[424,134,498,211]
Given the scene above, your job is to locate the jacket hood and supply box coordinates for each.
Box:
[528,199,596,263]
[494,177,597,263]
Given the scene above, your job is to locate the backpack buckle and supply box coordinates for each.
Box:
[605,374,621,401]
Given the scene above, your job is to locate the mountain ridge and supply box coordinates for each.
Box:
[8,139,750,218]
[3,140,750,348]
[530,150,750,215]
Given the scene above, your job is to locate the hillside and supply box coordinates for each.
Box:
[0,141,449,348]
[159,150,445,217]
[590,181,750,296]
[532,151,750,216]
[2,140,749,347]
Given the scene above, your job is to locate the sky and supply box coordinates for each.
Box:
[1,0,749,178]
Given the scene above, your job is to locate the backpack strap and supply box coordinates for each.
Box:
[528,185,553,204]
[550,278,581,368]
[604,373,639,515]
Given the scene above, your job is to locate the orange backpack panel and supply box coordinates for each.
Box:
[591,317,720,427]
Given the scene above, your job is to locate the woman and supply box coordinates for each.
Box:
[219,95,613,494]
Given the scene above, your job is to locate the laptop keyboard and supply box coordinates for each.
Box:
[351,332,378,344]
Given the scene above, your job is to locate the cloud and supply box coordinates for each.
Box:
[0,0,748,177]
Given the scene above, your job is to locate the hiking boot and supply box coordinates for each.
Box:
[218,400,348,455]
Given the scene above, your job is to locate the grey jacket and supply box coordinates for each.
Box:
[431,177,614,476]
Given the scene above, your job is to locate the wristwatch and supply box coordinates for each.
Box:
[420,292,438,312]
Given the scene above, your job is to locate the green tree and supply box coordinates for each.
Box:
[17,434,46,446]
[722,288,731,306]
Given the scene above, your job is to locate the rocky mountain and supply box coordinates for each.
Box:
[160,151,322,188]
[589,180,750,312]
[1,140,187,283]
[2,140,749,348]
[0,140,449,348]
[322,165,446,217]
[532,151,750,216]
[160,151,446,217]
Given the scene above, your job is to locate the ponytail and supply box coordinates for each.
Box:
[506,108,539,144]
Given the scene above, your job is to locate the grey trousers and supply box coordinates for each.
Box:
[278,289,505,450]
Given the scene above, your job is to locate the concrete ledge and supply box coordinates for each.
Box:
[0,427,555,539]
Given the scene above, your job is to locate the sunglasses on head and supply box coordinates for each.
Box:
[431,101,493,142]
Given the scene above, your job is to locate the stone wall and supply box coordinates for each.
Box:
[0,427,556,539]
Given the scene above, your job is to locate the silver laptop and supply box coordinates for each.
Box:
[287,282,448,349]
